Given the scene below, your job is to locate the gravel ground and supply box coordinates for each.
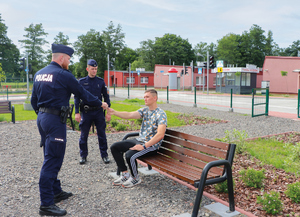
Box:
[1,98,299,217]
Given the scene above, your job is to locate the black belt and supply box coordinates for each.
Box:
[83,105,102,111]
[39,107,61,116]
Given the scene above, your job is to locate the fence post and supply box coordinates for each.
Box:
[128,84,130,99]
[265,88,269,116]
[114,84,115,96]
[251,88,254,117]
[229,88,233,112]
[167,86,169,104]
[145,85,147,91]
[193,86,197,107]
[6,86,8,100]
[297,89,300,118]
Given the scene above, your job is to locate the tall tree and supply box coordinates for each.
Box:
[73,29,106,78]
[115,47,138,71]
[0,14,20,77]
[153,33,194,67]
[217,33,241,66]
[136,39,156,70]
[102,21,126,63]
[19,23,48,75]
[284,40,300,56]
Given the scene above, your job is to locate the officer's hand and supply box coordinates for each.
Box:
[101,102,108,110]
[106,114,111,122]
[75,113,81,122]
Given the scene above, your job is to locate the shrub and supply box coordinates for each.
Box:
[110,120,118,128]
[285,182,300,203]
[115,123,127,131]
[240,168,265,188]
[216,129,248,154]
[215,179,235,193]
[283,142,300,176]
[257,191,283,215]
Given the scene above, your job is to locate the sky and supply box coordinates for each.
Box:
[1,0,300,61]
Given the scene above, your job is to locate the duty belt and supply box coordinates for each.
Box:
[39,107,61,116]
[83,105,102,111]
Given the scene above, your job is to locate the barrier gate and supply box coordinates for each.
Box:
[252,88,269,117]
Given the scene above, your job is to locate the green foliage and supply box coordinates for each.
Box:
[235,71,241,76]
[283,142,300,175]
[115,123,127,131]
[285,182,300,203]
[215,179,235,193]
[281,71,288,76]
[216,129,248,154]
[239,168,265,188]
[246,138,299,174]
[0,104,37,122]
[257,191,283,215]
[110,120,118,127]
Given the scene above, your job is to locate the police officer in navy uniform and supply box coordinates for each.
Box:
[31,44,108,216]
[74,59,111,165]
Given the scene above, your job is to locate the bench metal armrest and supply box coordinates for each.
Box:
[192,159,235,217]
[122,132,139,141]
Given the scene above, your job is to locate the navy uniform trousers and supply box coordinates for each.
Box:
[37,112,66,206]
[79,109,108,158]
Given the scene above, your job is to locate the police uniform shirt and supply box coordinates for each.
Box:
[74,76,110,113]
[31,62,102,111]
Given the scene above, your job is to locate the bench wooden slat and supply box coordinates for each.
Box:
[166,129,229,150]
[163,136,227,159]
[159,148,224,175]
[162,142,222,164]
[142,154,221,178]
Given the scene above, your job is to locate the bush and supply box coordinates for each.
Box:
[110,120,118,128]
[216,129,248,154]
[215,179,235,193]
[240,168,265,188]
[257,191,283,215]
[285,182,300,203]
[115,123,127,131]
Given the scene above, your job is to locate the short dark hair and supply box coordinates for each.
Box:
[145,89,157,97]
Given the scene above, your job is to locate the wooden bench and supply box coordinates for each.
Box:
[120,129,236,217]
[0,101,15,123]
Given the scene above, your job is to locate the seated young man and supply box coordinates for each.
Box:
[108,89,167,188]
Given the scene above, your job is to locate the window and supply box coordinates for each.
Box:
[226,73,235,86]
[196,76,206,85]
[241,73,251,86]
[140,77,148,84]
[126,77,135,84]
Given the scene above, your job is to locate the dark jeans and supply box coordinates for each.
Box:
[110,139,157,178]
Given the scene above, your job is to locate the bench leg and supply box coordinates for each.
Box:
[227,167,235,212]
[12,105,15,124]
[147,164,152,171]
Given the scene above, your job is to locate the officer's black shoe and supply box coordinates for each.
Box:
[39,204,67,216]
[102,156,110,164]
[54,190,73,203]
[79,157,86,165]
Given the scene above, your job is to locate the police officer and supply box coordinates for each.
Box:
[74,59,111,165]
[31,44,108,216]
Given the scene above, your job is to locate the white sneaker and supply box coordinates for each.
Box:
[113,175,129,186]
[122,176,142,188]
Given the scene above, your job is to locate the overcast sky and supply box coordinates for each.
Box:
[1,0,300,58]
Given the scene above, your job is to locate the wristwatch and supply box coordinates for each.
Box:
[142,144,146,149]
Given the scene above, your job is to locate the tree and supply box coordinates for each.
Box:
[194,42,217,63]
[217,33,241,66]
[136,39,156,70]
[0,14,20,77]
[0,63,6,86]
[73,29,106,78]
[102,21,126,63]
[115,47,138,70]
[153,33,194,67]
[284,40,300,57]
[18,23,49,75]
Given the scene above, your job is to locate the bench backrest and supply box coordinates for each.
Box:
[158,129,231,178]
[0,101,11,114]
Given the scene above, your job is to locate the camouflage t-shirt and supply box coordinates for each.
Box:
[136,107,167,149]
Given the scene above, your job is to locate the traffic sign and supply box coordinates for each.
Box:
[160,70,164,73]
[216,60,224,68]
[198,68,202,74]
[217,67,223,73]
